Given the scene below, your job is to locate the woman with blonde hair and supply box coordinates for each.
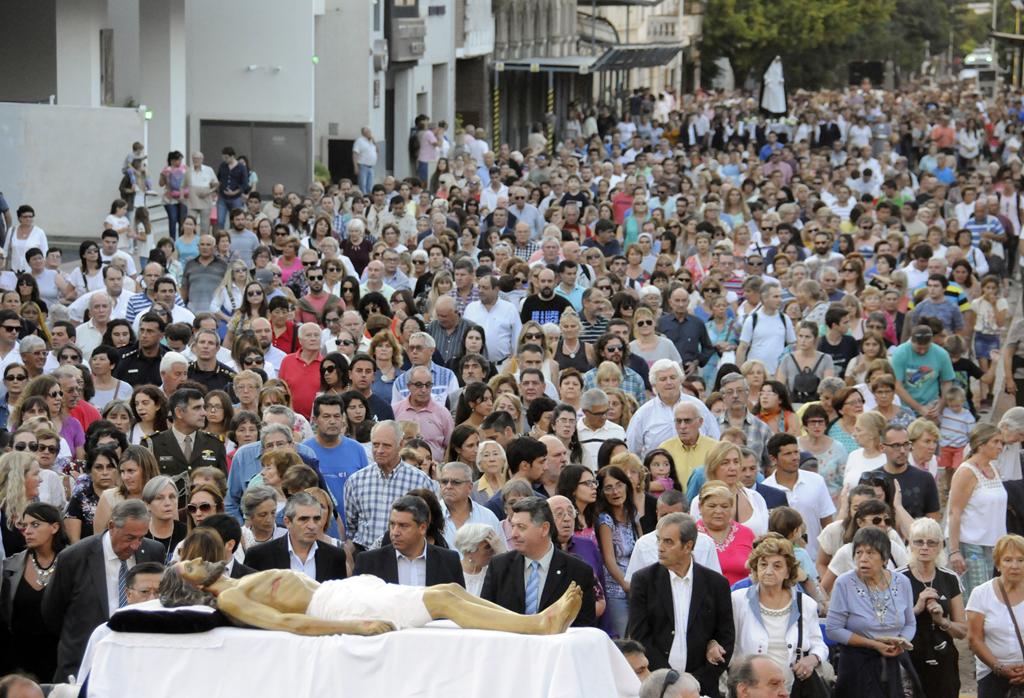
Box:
[966,533,1024,698]
[740,359,768,412]
[427,270,454,311]
[731,532,828,689]
[947,423,1007,601]
[210,259,249,327]
[610,451,657,534]
[688,441,769,535]
[629,306,681,368]
[595,361,623,393]
[697,480,756,584]
[500,321,560,383]
[899,517,966,698]
[841,411,888,489]
[0,451,42,556]
[491,392,526,434]
[605,388,635,430]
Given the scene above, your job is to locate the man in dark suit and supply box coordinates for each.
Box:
[481,496,596,627]
[627,512,734,698]
[245,492,347,583]
[41,500,166,682]
[198,514,256,579]
[143,388,227,503]
[354,495,465,587]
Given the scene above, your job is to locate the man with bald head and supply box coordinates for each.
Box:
[426,295,471,365]
[393,365,454,461]
[278,322,324,418]
[658,402,720,489]
[251,317,286,373]
[537,434,568,497]
[182,234,228,312]
[74,292,113,357]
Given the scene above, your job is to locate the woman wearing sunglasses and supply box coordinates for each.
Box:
[64,446,119,543]
[224,281,268,349]
[91,445,160,534]
[18,375,85,460]
[629,306,681,369]
[0,363,29,430]
[820,498,909,596]
[185,483,225,535]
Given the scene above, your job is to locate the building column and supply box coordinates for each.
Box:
[55,0,105,106]
[138,0,186,159]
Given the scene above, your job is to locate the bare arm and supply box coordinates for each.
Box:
[216,587,394,636]
[64,517,83,544]
[946,466,976,575]
[93,492,113,534]
[735,341,749,367]
[597,521,629,594]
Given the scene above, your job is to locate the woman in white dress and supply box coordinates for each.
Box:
[4,205,48,274]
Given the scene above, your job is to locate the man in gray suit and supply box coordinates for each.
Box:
[41,500,166,682]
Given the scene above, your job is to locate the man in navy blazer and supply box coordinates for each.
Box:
[627,512,734,698]
[354,495,465,587]
[480,496,596,627]
[41,500,166,682]
[244,492,347,583]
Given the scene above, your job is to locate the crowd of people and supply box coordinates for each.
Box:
[2,82,1024,697]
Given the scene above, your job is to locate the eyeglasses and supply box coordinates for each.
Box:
[339,339,355,346]
[747,260,764,267]
[604,345,623,353]
[1,325,19,333]
[13,442,38,452]
[323,365,337,374]
[4,373,27,382]
[636,320,653,327]
[408,344,427,352]
[883,441,912,450]
[303,261,319,268]
[864,516,892,526]
[409,381,434,389]
[243,356,265,366]
[578,480,598,488]
[48,390,63,399]
[38,444,58,454]
[603,482,627,493]
[59,354,81,363]
[307,275,324,281]
[187,502,216,515]
[438,478,469,487]
[246,290,264,297]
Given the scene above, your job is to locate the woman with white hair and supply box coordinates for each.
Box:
[995,406,1024,481]
[453,523,506,596]
[898,518,966,698]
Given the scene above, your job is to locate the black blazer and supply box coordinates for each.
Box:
[353,543,465,587]
[228,560,258,579]
[756,482,789,511]
[143,430,227,502]
[627,561,734,698]
[243,535,347,583]
[41,533,166,682]
[480,548,596,628]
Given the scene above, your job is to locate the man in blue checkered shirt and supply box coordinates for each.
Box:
[344,420,438,551]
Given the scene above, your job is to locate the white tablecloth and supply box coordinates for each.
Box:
[86,621,641,698]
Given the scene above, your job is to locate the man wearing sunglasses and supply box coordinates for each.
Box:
[393,366,453,462]
[870,424,941,521]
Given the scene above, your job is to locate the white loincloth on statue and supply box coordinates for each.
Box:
[306,575,432,630]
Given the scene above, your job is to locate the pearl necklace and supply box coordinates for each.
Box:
[31,551,56,588]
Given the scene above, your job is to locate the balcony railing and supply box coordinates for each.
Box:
[455,0,495,58]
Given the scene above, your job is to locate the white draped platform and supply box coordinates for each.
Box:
[85,621,642,697]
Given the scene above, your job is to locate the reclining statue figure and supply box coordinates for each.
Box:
[174,559,583,636]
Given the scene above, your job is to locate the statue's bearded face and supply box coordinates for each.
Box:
[178,558,226,587]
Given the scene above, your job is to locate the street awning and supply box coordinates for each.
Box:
[992,30,1024,45]
[498,43,681,74]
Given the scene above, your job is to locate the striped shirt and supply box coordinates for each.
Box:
[391,362,460,407]
[963,214,1004,247]
[125,291,187,324]
[939,407,975,449]
[344,461,439,549]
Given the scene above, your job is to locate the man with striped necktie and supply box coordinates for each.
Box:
[40,500,166,682]
[480,495,597,627]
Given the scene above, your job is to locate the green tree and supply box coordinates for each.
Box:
[700,0,894,88]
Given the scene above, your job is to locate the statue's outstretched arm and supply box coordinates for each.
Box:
[217,588,395,637]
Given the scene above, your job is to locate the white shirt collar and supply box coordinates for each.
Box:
[102,530,118,562]
[286,534,318,560]
[395,543,428,563]
[528,542,556,572]
[668,559,695,585]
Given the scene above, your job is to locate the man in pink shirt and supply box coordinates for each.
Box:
[295,262,341,325]
[417,121,440,184]
[393,365,453,461]
[278,323,323,419]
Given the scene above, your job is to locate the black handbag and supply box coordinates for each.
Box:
[790,591,833,698]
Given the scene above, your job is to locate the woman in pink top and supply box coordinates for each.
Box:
[697,480,756,585]
[276,235,304,284]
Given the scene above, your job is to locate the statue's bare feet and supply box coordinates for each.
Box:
[359,620,396,635]
[539,582,583,634]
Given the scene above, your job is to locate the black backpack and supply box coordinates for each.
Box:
[789,353,824,404]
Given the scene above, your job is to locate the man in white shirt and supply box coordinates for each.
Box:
[626,360,720,458]
[625,494,720,581]
[438,462,502,548]
[74,292,114,357]
[352,127,378,194]
[464,273,522,363]
[577,389,626,471]
[68,266,130,323]
[736,284,795,374]
[99,229,137,277]
[479,169,508,214]
[762,433,835,560]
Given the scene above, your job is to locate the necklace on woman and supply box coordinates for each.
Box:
[31,551,56,587]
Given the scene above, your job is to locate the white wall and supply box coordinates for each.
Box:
[184,0,316,150]
[55,0,105,106]
[0,103,144,241]
[313,0,385,166]
[106,0,141,108]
